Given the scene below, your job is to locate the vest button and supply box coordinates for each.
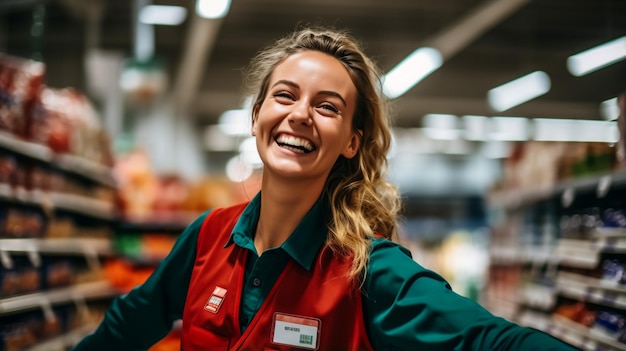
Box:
[252,277,261,287]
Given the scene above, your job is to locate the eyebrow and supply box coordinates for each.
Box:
[272,79,347,107]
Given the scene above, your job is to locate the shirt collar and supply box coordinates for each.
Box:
[226,191,329,271]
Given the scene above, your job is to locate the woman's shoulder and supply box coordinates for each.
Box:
[370,236,412,259]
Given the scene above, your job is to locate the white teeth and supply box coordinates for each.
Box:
[276,135,315,152]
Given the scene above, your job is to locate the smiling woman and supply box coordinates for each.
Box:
[251,50,360,205]
[71,27,579,351]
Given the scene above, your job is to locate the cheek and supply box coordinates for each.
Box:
[256,103,285,127]
[254,110,273,133]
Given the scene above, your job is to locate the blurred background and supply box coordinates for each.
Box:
[0,0,625,350]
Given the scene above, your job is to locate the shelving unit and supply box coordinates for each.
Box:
[486,168,626,350]
[0,280,117,315]
[0,130,116,187]
[112,213,192,274]
[24,325,99,351]
[518,311,626,351]
[0,130,119,350]
[487,169,626,211]
[0,238,113,256]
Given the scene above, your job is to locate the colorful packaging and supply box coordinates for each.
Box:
[0,53,45,137]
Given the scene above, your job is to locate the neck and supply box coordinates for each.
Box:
[254,174,324,254]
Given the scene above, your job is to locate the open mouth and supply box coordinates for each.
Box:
[275,134,316,154]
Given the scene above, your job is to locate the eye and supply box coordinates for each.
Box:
[273,91,294,102]
[317,102,339,114]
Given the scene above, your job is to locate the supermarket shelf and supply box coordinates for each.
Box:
[593,228,626,239]
[25,325,96,351]
[518,311,626,351]
[592,228,626,250]
[556,238,626,269]
[488,184,554,210]
[520,284,557,311]
[0,184,117,220]
[0,238,113,256]
[54,153,116,187]
[522,246,559,265]
[118,211,202,233]
[0,130,52,162]
[557,271,626,310]
[488,169,626,210]
[491,237,626,269]
[489,246,521,264]
[556,240,600,269]
[48,192,116,220]
[0,130,116,187]
[0,280,118,315]
[491,243,586,267]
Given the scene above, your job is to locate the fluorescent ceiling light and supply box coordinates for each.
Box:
[422,114,460,140]
[600,97,619,121]
[423,113,458,129]
[462,115,489,141]
[487,71,551,112]
[196,0,231,19]
[489,116,529,141]
[139,5,187,26]
[567,36,626,77]
[390,128,440,155]
[382,47,442,99]
[534,118,619,143]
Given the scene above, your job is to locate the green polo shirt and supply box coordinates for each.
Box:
[72,193,577,351]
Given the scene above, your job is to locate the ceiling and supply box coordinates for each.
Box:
[2,0,625,131]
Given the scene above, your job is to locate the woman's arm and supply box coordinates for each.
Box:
[71,211,210,351]
[363,239,579,351]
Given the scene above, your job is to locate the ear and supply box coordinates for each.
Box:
[251,106,259,136]
[341,130,362,159]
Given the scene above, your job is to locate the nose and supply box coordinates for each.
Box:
[288,100,313,126]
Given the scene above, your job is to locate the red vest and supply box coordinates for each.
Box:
[181,203,374,351]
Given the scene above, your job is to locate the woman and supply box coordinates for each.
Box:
[73,27,577,350]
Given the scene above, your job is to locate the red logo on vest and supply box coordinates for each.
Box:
[204,286,227,313]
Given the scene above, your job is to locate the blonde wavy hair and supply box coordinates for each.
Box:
[243,27,401,282]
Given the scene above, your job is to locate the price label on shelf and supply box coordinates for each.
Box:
[26,248,42,268]
[600,290,619,306]
[39,297,56,322]
[71,289,91,318]
[0,250,13,269]
[81,243,102,271]
[597,175,612,198]
[561,188,575,208]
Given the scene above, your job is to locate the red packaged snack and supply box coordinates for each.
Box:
[30,87,73,153]
[0,53,45,137]
[31,87,114,166]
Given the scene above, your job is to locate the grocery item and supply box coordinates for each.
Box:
[0,54,45,137]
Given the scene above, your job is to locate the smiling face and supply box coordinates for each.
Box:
[252,50,360,184]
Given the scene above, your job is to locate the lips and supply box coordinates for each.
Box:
[275,134,316,153]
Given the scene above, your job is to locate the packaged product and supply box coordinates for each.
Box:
[0,53,46,137]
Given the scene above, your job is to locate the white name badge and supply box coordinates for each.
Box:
[271,313,321,350]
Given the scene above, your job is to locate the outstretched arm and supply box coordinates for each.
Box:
[363,239,579,351]
[71,211,210,351]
